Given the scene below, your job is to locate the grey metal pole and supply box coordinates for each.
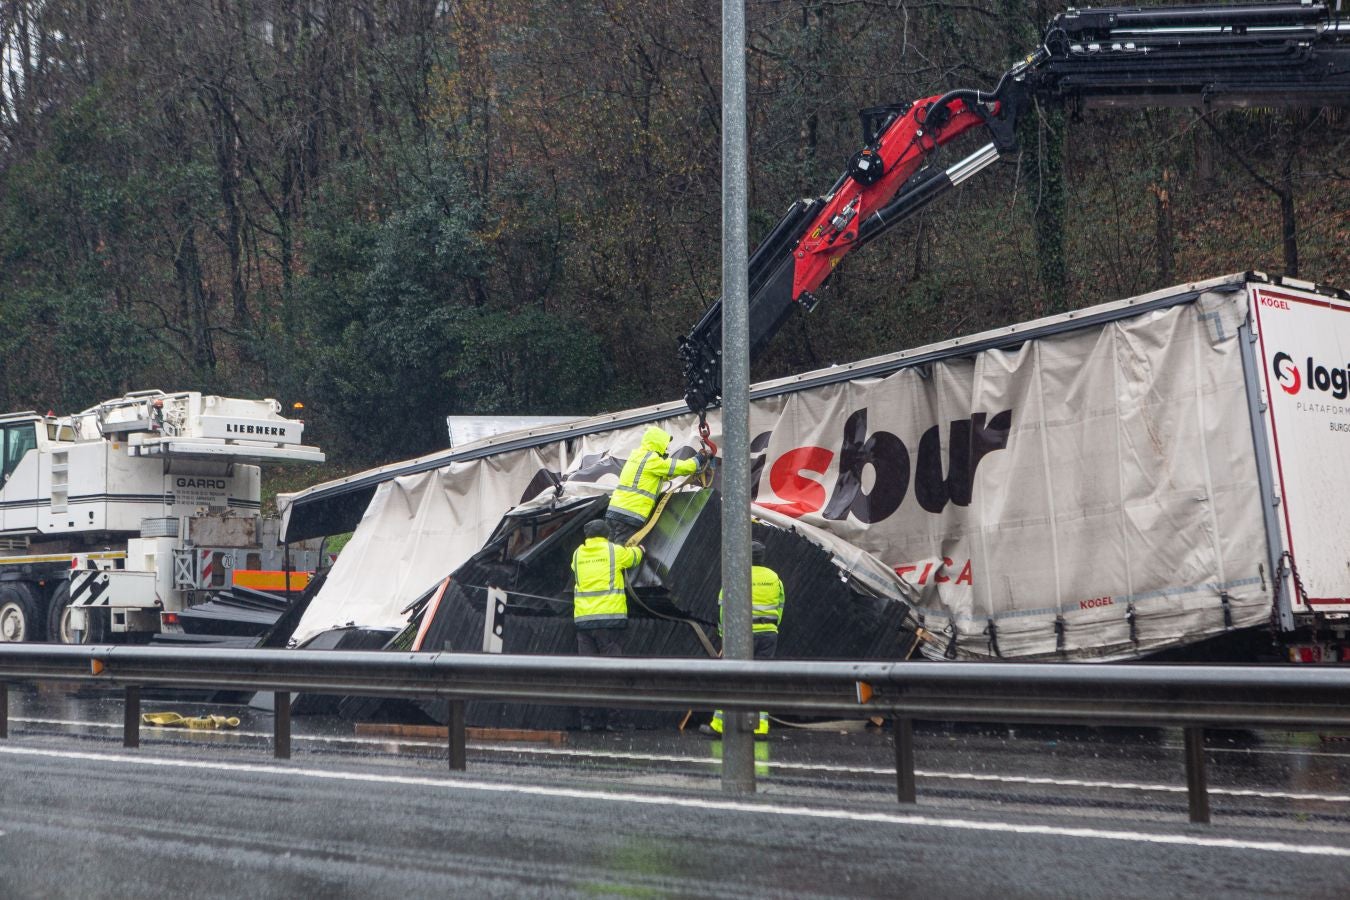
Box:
[274,691,292,760]
[123,686,140,749]
[895,719,916,803]
[1184,726,1210,824]
[448,700,467,771]
[720,0,755,794]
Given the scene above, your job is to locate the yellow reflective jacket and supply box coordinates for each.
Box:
[607,426,699,524]
[571,536,644,628]
[719,565,786,634]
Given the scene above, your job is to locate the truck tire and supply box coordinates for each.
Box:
[46,582,107,644]
[0,582,43,643]
[46,581,75,644]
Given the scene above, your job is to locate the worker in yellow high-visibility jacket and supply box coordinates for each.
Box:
[571,518,644,732]
[604,425,706,544]
[706,540,785,738]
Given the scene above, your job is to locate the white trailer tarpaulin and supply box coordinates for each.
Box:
[743,288,1267,659]
[292,277,1276,659]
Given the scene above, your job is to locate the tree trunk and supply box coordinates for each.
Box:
[1153,166,1174,286]
[1279,154,1299,278]
[173,211,217,377]
[1025,105,1068,312]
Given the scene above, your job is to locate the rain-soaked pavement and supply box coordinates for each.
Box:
[2,682,1349,898]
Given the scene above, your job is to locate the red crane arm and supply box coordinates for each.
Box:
[789,95,996,301]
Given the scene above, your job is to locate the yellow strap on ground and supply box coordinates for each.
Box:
[141,711,241,729]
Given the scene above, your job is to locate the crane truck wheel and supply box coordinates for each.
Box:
[45,581,106,644]
[0,582,44,643]
[46,581,75,644]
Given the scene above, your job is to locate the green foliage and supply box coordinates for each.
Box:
[297,150,614,462]
[444,306,612,414]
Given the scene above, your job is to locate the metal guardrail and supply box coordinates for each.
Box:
[3,645,1349,823]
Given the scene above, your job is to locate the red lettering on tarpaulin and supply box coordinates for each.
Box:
[1079,596,1113,610]
[935,557,954,583]
[955,560,973,585]
[893,559,975,586]
[758,446,834,518]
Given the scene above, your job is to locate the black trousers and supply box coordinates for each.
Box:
[753,631,778,659]
[576,626,625,728]
[603,510,643,546]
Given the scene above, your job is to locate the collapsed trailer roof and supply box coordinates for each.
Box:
[291,486,921,728]
[407,488,918,728]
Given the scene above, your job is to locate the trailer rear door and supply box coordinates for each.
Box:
[1250,282,1350,613]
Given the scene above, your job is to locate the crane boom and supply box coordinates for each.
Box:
[679,1,1350,419]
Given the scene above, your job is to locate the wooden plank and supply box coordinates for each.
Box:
[467,726,566,745]
[355,722,567,745]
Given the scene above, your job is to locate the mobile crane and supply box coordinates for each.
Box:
[679,1,1350,427]
[0,391,324,643]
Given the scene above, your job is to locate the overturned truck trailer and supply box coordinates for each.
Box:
[390,488,920,729]
[281,273,1350,670]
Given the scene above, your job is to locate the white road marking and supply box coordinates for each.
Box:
[12,715,1350,803]
[1,743,1347,858]
[473,744,1350,803]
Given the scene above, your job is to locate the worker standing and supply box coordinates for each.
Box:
[571,518,644,732]
[605,426,707,545]
[706,540,785,737]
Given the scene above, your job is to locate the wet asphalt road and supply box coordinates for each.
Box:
[3,684,1350,898]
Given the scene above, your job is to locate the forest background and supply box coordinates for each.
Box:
[2,0,1347,474]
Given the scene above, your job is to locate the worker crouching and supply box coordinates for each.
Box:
[571,518,644,732]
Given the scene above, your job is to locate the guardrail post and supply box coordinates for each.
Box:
[274,691,291,760]
[1,682,8,739]
[895,718,916,804]
[123,686,140,749]
[448,700,466,771]
[1184,726,1210,824]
